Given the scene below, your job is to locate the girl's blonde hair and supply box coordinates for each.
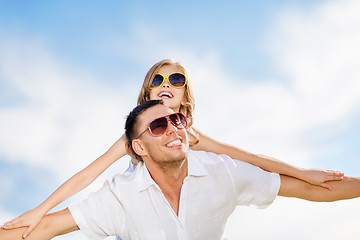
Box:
[137,59,195,129]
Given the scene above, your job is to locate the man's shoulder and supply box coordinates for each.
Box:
[188,150,233,163]
[107,163,143,191]
[188,150,269,174]
[188,150,236,172]
[112,163,142,182]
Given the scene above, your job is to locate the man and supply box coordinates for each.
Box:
[1,100,360,240]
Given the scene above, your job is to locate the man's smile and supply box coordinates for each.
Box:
[165,137,183,148]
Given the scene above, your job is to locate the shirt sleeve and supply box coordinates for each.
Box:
[221,154,280,209]
[68,180,127,240]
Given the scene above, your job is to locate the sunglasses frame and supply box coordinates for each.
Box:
[134,113,187,140]
[150,72,188,89]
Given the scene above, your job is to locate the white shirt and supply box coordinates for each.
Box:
[69,150,280,240]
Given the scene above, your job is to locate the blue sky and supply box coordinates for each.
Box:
[1,1,360,239]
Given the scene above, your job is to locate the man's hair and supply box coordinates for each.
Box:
[125,100,164,161]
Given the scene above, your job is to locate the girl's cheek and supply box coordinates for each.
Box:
[149,91,157,100]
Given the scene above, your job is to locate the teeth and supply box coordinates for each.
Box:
[166,139,181,147]
[159,92,173,98]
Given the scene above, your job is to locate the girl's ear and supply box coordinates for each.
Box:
[132,139,147,157]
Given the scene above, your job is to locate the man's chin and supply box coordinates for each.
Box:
[164,148,188,163]
[174,147,188,159]
[170,151,187,162]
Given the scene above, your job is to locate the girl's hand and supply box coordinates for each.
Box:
[1,207,45,238]
[302,168,344,190]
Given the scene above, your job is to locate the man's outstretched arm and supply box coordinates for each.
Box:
[279,175,360,201]
[0,208,79,240]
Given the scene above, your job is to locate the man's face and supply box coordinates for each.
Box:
[134,104,189,167]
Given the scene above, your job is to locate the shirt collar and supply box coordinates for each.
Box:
[137,161,156,192]
[136,150,208,192]
[187,150,208,177]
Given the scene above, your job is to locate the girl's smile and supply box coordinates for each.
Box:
[158,91,173,99]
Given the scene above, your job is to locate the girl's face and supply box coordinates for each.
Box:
[149,65,186,112]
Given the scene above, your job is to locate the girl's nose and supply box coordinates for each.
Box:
[162,81,170,88]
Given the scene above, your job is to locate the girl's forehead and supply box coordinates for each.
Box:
[157,65,185,75]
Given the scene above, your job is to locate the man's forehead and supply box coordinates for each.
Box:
[139,105,174,124]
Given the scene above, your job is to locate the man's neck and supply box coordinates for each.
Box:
[147,157,188,189]
[145,158,188,215]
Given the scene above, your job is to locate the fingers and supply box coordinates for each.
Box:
[318,170,345,190]
[23,225,36,239]
[324,170,344,181]
[2,219,20,229]
[2,217,28,230]
[320,182,332,190]
[1,220,34,239]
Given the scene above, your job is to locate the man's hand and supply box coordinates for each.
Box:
[278,175,360,202]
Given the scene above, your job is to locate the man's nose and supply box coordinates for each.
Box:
[166,120,178,135]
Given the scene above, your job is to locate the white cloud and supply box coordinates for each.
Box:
[267,0,360,128]
[187,0,360,167]
[0,34,133,171]
[221,0,360,239]
[0,33,134,206]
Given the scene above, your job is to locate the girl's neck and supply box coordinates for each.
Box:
[171,106,180,113]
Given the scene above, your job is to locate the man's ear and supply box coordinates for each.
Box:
[132,139,147,157]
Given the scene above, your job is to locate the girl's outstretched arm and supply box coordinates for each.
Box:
[190,128,344,189]
[1,135,127,238]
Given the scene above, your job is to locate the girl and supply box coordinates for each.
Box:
[2,59,343,238]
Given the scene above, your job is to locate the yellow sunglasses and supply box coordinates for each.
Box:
[150,72,188,89]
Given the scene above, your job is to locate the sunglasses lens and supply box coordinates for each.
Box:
[148,113,187,137]
[169,113,187,128]
[151,75,164,89]
[149,117,168,136]
[169,73,186,87]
